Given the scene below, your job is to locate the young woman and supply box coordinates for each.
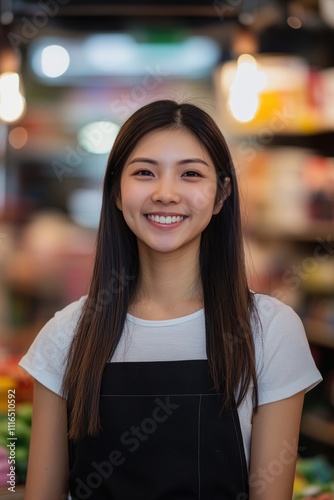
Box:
[19,100,322,500]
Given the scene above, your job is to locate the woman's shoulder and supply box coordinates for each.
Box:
[53,295,87,330]
[251,291,314,369]
[251,291,302,328]
[250,293,322,405]
[29,295,87,349]
[18,296,88,396]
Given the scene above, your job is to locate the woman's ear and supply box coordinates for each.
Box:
[213,177,231,215]
[116,196,122,211]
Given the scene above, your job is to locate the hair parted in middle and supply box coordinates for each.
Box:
[63,99,259,441]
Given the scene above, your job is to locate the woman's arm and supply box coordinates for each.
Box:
[249,390,305,500]
[24,380,69,500]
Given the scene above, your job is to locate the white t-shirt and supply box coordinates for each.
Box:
[19,292,322,468]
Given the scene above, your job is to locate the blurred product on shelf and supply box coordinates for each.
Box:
[236,149,334,236]
[0,403,32,486]
[236,125,334,466]
[0,356,33,404]
[293,456,334,499]
[305,156,334,222]
[0,211,95,345]
[0,356,33,487]
[5,211,95,302]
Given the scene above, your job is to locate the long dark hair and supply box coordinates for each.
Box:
[63,99,259,441]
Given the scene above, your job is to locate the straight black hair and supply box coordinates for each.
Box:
[63,99,259,441]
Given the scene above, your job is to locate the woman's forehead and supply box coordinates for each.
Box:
[127,128,213,163]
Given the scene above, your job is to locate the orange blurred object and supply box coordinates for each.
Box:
[0,355,33,404]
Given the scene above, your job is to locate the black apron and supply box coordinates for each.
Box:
[68,360,249,499]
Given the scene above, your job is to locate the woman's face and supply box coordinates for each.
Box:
[117,128,229,256]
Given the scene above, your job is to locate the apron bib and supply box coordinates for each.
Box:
[68,360,249,499]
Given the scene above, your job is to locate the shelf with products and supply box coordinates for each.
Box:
[0,357,33,492]
[235,141,334,460]
[247,222,334,243]
[0,214,96,493]
[293,455,334,499]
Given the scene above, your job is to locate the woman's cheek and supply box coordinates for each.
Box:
[190,184,217,213]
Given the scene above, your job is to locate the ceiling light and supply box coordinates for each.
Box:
[78,121,120,155]
[0,73,26,123]
[41,45,70,78]
[30,35,221,82]
[84,35,220,77]
[228,54,267,123]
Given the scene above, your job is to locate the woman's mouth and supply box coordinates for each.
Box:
[145,214,187,225]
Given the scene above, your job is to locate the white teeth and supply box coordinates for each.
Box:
[147,215,185,225]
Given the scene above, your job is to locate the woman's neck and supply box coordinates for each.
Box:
[129,240,203,320]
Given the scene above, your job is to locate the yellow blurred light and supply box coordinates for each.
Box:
[228,54,267,123]
[0,72,26,123]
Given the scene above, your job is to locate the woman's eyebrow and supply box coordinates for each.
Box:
[128,157,159,166]
[178,158,210,167]
[127,157,210,167]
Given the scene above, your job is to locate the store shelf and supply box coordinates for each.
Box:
[240,131,334,465]
[247,222,334,242]
[305,319,334,349]
[260,130,334,157]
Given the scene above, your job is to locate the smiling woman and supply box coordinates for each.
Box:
[18,99,322,500]
[116,128,230,257]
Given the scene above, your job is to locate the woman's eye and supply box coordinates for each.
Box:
[182,171,202,177]
[134,170,154,176]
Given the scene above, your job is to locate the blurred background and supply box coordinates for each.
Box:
[0,0,334,496]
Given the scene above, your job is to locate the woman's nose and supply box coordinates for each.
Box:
[151,177,181,204]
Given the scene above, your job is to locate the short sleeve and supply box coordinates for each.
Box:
[18,296,85,397]
[254,294,323,406]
